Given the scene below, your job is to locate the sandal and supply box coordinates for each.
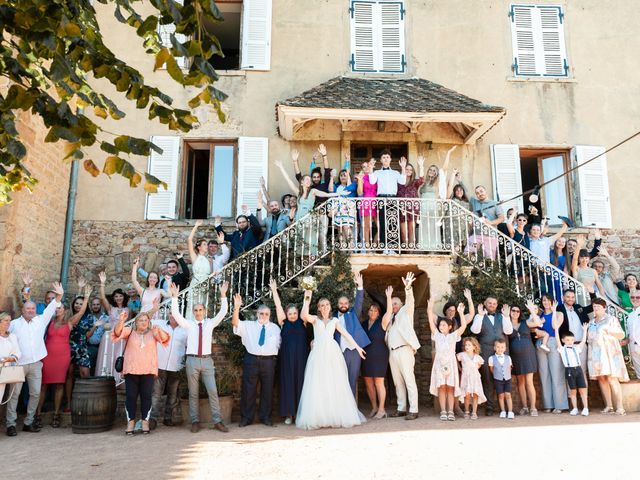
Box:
[125,420,135,436]
[447,411,455,421]
[463,411,470,420]
[439,411,448,421]
[470,413,478,420]
[141,420,150,434]
[601,406,614,414]
[615,408,626,416]
[52,414,60,428]
[530,409,539,417]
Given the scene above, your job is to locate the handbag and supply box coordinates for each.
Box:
[114,338,129,373]
[0,364,25,406]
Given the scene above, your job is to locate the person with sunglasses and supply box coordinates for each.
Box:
[626,290,640,377]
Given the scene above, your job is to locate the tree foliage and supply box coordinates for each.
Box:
[0,0,228,204]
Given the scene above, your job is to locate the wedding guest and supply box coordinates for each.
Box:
[507,301,539,416]
[270,279,308,425]
[66,280,93,411]
[257,196,291,241]
[169,282,229,433]
[232,294,281,427]
[567,229,602,271]
[535,295,568,413]
[112,310,170,435]
[445,169,471,247]
[370,150,407,252]
[528,220,569,294]
[587,298,629,415]
[571,235,605,305]
[592,246,623,305]
[83,296,110,374]
[19,271,56,315]
[467,186,504,260]
[457,337,486,420]
[131,257,169,320]
[439,288,475,353]
[488,339,514,419]
[187,220,212,312]
[150,310,188,429]
[334,273,370,397]
[96,272,130,382]
[158,254,190,292]
[355,160,379,248]
[292,145,332,206]
[6,283,63,437]
[556,289,593,382]
[0,313,21,410]
[427,299,467,421]
[385,272,420,420]
[619,273,639,312]
[207,233,231,273]
[626,290,640,377]
[215,206,264,260]
[397,157,424,247]
[554,323,590,416]
[36,287,90,428]
[470,296,513,415]
[419,146,454,250]
[331,163,358,246]
[361,299,390,419]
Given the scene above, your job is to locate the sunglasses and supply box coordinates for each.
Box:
[517,218,527,222]
[631,296,640,300]
[511,309,521,313]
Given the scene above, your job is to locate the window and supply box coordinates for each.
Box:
[509,4,569,77]
[350,1,406,73]
[183,142,237,219]
[205,1,242,70]
[491,144,611,228]
[145,136,269,220]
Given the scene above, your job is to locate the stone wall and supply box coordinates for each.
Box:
[598,229,640,276]
[0,111,69,314]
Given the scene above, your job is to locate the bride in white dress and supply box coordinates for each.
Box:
[296,289,367,430]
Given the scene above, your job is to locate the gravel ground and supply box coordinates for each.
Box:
[3,411,638,480]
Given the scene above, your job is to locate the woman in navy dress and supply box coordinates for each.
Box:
[361,297,391,419]
[270,279,309,425]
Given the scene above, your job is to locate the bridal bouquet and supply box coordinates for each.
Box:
[299,275,318,291]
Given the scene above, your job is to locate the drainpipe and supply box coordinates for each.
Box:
[60,158,79,296]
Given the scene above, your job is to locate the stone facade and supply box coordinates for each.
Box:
[0,111,69,314]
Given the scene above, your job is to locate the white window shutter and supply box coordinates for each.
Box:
[491,144,524,214]
[145,136,181,220]
[157,0,188,70]
[350,1,405,73]
[240,0,272,70]
[510,5,568,77]
[350,2,375,72]
[237,137,268,215]
[379,2,405,73]
[572,146,612,228]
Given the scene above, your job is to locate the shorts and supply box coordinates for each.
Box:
[494,378,512,394]
[565,366,587,390]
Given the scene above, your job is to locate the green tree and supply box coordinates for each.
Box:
[0,0,227,205]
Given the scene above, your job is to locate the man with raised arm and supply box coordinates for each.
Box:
[169,281,229,434]
[384,272,421,420]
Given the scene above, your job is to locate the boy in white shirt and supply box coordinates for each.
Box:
[488,339,514,419]
[555,324,589,416]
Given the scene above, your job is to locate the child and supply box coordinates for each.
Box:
[555,323,590,416]
[532,304,551,352]
[488,339,514,419]
[457,337,486,420]
[427,299,468,421]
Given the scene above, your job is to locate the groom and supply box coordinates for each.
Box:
[334,272,371,397]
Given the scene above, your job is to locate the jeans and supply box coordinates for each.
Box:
[186,356,222,424]
[151,369,181,421]
[6,361,41,427]
[124,374,155,421]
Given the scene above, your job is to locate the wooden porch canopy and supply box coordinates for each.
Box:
[276,77,506,143]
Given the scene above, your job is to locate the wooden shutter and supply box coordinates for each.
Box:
[240,0,272,70]
[350,1,375,72]
[379,2,405,72]
[350,1,405,73]
[510,5,568,77]
[237,137,268,215]
[491,144,524,214]
[572,146,612,228]
[145,136,181,220]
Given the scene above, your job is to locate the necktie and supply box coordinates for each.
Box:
[258,324,266,347]
[383,167,390,171]
[197,322,203,356]
[391,313,397,324]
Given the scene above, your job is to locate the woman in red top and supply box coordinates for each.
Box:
[112,309,169,435]
[396,156,425,247]
[36,285,91,427]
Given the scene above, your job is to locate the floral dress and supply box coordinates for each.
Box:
[331,182,357,227]
[587,315,629,381]
[70,313,91,368]
[456,352,486,403]
[429,332,461,396]
[397,177,425,220]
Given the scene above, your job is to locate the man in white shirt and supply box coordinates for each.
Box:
[370,150,406,252]
[232,294,281,427]
[470,296,513,416]
[150,311,188,429]
[208,231,231,274]
[169,281,229,434]
[384,272,421,420]
[627,291,640,377]
[6,282,63,437]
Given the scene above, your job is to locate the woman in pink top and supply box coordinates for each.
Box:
[356,159,379,249]
[112,310,169,435]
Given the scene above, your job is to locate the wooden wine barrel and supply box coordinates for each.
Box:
[71,376,117,434]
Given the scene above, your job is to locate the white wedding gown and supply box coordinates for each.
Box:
[296,318,366,430]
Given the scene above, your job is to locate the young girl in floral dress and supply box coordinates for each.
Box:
[457,337,486,420]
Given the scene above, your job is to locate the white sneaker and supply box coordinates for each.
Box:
[499,411,507,418]
[284,417,292,425]
[570,408,579,416]
[581,408,589,416]
[507,411,515,419]
[539,344,551,352]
